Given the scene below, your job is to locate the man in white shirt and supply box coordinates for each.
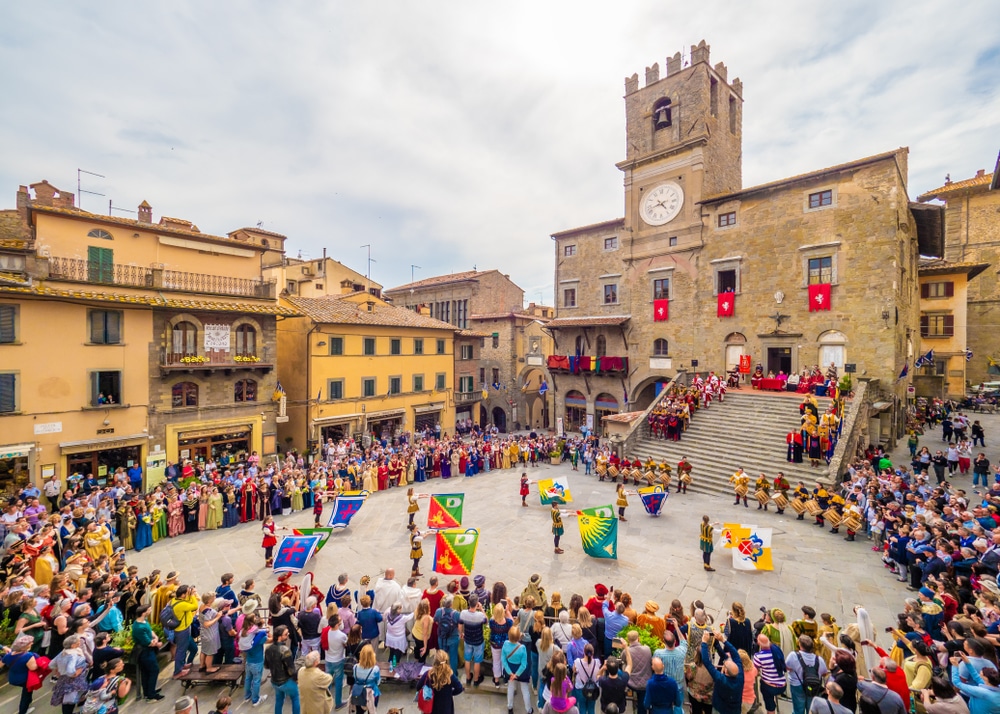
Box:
[372,568,402,645]
[398,577,423,614]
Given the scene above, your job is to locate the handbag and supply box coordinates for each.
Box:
[350,668,373,708]
[416,680,435,713]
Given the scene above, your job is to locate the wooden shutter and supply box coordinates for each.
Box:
[87,246,114,283]
[920,315,929,337]
[944,314,954,336]
[920,283,929,299]
[944,282,954,297]
[0,374,15,412]
[106,311,121,344]
[0,306,15,343]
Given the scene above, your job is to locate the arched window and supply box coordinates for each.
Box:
[235,379,257,403]
[87,229,114,240]
[565,390,587,428]
[171,382,198,408]
[171,321,198,359]
[596,335,607,358]
[725,332,747,371]
[235,324,257,357]
[653,338,669,356]
[574,335,585,354]
[653,97,672,129]
[818,330,847,373]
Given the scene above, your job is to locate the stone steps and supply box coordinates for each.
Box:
[626,390,835,498]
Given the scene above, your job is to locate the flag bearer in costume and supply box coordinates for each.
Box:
[616,484,635,522]
[519,473,532,507]
[793,482,809,521]
[813,482,830,528]
[730,467,750,507]
[408,522,424,577]
[773,472,790,514]
[550,502,576,555]
[700,516,717,572]
[406,488,429,525]
[754,473,771,511]
[677,457,692,494]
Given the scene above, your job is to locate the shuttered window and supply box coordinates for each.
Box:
[87,246,114,283]
[920,314,954,337]
[0,306,16,343]
[920,281,954,299]
[0,374,16,412]
[89,310,122,344]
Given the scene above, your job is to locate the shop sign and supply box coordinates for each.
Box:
[204,324,231,351]
[34,422,62,435]
[97,428,115,435]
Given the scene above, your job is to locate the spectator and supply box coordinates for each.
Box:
[856,667,907,714]
[810,681,851,714]
[644,656,680,714]
[627,629,653,714]
[598,653,632,714]
[652,627,689,712]
[752,633,787,714]
[460,593,488,687]
[787,635,828,714]
[699,631,744,714]
[949,654,1000,714]
[417,649,465,714]
[298,650,333,714]
[265,625,299,714]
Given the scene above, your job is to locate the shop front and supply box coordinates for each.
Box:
[365,408,405,445]
[0,443,34,494]
[314,414,361,447]
[61,435,147,486]
[177,425,252,464]
[413,403,444,433]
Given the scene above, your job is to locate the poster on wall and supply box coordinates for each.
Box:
[556,417,564,435]
[204,324,231,351]
[586,413,594,430]
[146,452,167,489]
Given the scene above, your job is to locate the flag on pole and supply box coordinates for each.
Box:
[327,493,368,528]
[576,508,618,560]
[965,348,973,362]
[538,477,572,504]
[732,528,774,571]
[272,380,286,402]
[539,380,548,396]
[433,529,480,575]
[720,523,756,549]
[637,485,668,516]
[427,494,464,528]
[914,349,934,368]
[272,534,322,573]
[292,527,334,552]
[897,363,909,381]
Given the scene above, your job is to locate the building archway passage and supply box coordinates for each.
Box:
[817,330,847,373]
[492,406,508,433]
[595,392,619,424]
[565,390,587,429]
[724,332,747,372]
[519,367,551,430]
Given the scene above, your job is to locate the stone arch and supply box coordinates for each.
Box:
[231,316,263,357]
[630,374,672,412]
[517,364,553,430]
[817,330,847,373]
[724,331,748,372]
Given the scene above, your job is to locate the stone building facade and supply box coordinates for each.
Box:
[917,161,1000,384]
[549,41,922,438]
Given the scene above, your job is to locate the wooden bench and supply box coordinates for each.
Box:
[176,664,245,694]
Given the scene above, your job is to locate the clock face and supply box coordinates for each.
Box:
[641,182,684,226]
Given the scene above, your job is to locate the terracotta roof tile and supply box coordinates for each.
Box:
[286,295,458,331]
[602,411,644,423]
[384,269,498,293]
[917,173,993,201]
[0,283,298,315]
[470,311,538,321]
[545,315,631,329]
[917,259,989,279]
[457,329,493,338]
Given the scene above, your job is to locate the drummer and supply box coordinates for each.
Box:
[793,481,809,521]
[773,472,791,514]
[813,481,831,528]
[730,468,750,508]
[754,473,771,511]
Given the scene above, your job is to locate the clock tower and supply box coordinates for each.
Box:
[616,40,743,259]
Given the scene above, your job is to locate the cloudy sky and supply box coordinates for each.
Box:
[1,2,997,304]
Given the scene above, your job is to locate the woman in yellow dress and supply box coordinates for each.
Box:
[150,502,163,542]
[83,522,113,561]
[198,487,210,530]
[502,443,512,470]
[206,487,224,530]
[509,441,520,469]
[33,544,59,586]
[362,464,377,492]
[291,480,304,512]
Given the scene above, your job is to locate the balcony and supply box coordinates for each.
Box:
[47,256,275,299]
[159,346,274,374]
[454,391,483,405]
[546,355,629,374]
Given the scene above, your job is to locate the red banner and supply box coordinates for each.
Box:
[739,354,752,374]
[808,283,831,312]
[717,291,735,317]
[653,299,669,322]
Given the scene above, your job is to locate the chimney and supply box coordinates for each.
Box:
[976,169,986,178]
[137,200,152,223]
[29,180,58,207]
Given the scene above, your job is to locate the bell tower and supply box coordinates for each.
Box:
[616,40,743,257]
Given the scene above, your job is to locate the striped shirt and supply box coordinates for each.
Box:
[752,646,786,687]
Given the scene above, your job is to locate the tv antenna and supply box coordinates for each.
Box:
[360,244,376,295]
[108,201,136,217]
[77,169,105,211]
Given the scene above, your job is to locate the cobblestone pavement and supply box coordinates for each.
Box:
[13,411,999,713]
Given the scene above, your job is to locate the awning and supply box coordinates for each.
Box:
[178,425,252,441]
[870,401,893,414]
[313,413,361,426]
[60,433,148,454]
[366,408,405,420]
[413,403,445,414]
[0,444,34,459]
[545,315,631,329]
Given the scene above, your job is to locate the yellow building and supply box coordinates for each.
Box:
[914,259,988,398]
[277,292,456,451]
[263,254,384,299]
[0,180,294,491]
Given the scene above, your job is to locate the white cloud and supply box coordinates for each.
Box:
[0,1,997,303]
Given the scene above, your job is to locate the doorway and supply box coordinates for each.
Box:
[767,347,792,375]
[492,406,507,433]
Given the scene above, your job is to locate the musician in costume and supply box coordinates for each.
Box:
[272,571,299,609]
[408,522,424,577]
[793,482,809,521]
[730,468,750,507]
[843,502,863,542]
[677,457,692,494]
[773,472,790,514]
[754,474,771,511]
[699,516,718,572]
[813,482,830,527]
[828,492,846,535]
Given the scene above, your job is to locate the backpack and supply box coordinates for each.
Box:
[795,652,823,698]
[160,602,181,631]
[436,609,457,642]
[580,659,600,701]
[858,685,888,714]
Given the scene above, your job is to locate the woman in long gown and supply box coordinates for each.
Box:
[198,489,210,530]
[167,495,184,537]
[271,481,284,516]
[118,503,136,550]
[240,480,256,522]
[206,488,223,530]
[502,446,511,470]
[134,503,154,552]
[156,499,169,540]
[280,480,292,513]
[450,449,461,479]
[183,491,200,534]
[258,482,271,519]
[150,502,163,543]
[440,450,451,479]
[222,487,240,528]
[290,481,303,512]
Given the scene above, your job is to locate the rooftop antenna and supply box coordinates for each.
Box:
[361,244,375,295]
[77,168,105,211]
[108,200,136,217]
[410,264,421,293]
[256,220,264,228]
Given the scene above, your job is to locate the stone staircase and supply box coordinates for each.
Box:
[626,390,834,498]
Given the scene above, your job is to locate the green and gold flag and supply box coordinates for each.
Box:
[292,527,334,551]
[427,493,464,528]
[433,528,480,575]
[576,506,617,560]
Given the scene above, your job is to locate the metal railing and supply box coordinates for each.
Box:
[49,256,153,287]
[161,346,271,367]
[454,391,481,405]
[162,270,271,298]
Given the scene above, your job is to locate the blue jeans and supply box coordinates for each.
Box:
[325,660,345,708]
[245,661,264,703]
[273,679,300,714]
[574,688,597,714]
[530,650,539,689]
[585,462,592,475]
[441,638,459,673]
[173,627,198,674]
[790,683,811,714]
[974,471,988,487]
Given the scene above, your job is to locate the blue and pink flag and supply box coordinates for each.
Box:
[638,485,667,516]
[272,534,322,574]
[327,493,368,529]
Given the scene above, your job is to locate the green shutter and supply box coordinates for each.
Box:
[87,247,114,283]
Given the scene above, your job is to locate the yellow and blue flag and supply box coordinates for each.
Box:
[732,528,774,571]
[539,477,572,504]
[576,505,617,560]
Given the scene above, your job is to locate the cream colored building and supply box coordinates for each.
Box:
[264,253,383,300]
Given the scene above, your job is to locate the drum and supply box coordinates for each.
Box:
[824,508,842,527]
[805,500,822,516]
[773,493,789,510]
[843,513,862,532]
[754,489,770,505]
[735,484,749,498]
[680,472,692,485]
[790,497,807,514]
[608,465,619,478]
[643,470,656,484]
[596,464,607,476]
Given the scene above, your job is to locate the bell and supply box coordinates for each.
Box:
[655,107,671,128]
